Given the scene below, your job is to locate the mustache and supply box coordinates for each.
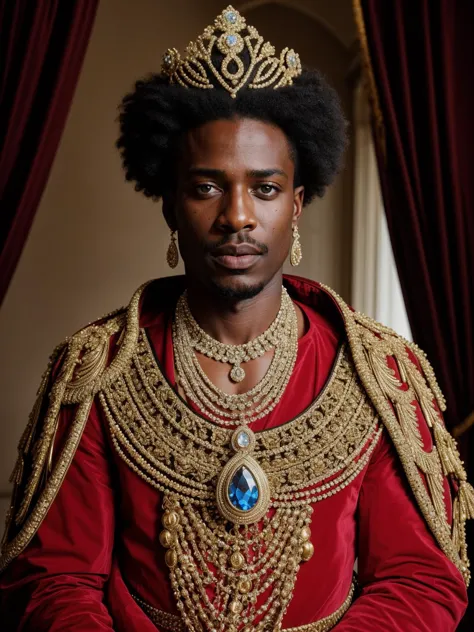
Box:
[204,234,269,256]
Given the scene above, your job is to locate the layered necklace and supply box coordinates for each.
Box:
[169,289,309,629]
[172,287,299,427]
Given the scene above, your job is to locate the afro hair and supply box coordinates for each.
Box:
[117,68,347,206]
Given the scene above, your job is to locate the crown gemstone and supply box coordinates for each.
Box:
[225,10,237,24]
[237,431,250,448]
[288,54,297,67]
[226,34,238,47]
[229,467,259,511]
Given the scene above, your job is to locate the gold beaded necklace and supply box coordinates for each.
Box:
[180,287,293,383]
[172,287,298,427]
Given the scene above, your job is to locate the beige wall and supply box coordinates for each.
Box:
[0,0,356,523]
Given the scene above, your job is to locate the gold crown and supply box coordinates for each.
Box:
[160,6,302,98]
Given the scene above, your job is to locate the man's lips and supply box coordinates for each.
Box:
[212,253,261,270]
[210,244,263,270]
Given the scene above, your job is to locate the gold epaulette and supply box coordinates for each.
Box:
[0,301,136,572]
[322,285,474,585]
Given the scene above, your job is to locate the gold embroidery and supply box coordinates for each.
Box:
[101,335,381,508]
[3,342,66,539]
[63,312,128,403]
[321,284,474,585]
[0,309,129,571]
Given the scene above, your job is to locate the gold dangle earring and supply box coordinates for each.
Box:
[290,225,302,267]
[167,230,179,268]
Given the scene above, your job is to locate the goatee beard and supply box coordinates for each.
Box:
[210,279,266,302]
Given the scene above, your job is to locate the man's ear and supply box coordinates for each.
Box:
[293,186,304,224]
[162,194,177,232]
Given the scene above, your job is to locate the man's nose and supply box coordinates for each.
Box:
[215,185,257,234]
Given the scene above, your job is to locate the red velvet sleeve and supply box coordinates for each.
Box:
[0,401,115,631]
[334,431,468,631]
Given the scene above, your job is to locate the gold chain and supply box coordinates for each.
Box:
[173,288,298,426]
[161,495,314,632]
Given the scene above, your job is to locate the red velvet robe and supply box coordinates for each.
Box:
[0,276,468,630]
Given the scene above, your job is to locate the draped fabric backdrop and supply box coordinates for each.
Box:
[354,1,474,626]
[0,0,99,306]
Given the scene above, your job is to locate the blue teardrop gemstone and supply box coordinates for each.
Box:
[229,466,259,511]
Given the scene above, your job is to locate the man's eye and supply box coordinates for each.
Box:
[257,184,278,196]
[196,184,215,195]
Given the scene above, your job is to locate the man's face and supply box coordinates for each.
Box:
[164,117,304,300]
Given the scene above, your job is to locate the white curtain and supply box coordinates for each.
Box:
[351,81,412,341]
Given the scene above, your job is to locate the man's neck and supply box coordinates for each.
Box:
[185,274,283,346]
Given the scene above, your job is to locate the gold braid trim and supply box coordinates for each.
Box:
[0,303,135,572]
[0,398,93,572]
[321,284,473,585]
[352,0,386,160]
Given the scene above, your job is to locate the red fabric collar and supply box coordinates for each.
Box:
[139,274,346,335]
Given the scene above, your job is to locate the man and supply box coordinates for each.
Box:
[0,6,472,631]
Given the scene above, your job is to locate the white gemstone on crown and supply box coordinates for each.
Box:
[227,34,237,47]
[225,11,237,24]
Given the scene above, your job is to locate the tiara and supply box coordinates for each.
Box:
[160,5,302,98]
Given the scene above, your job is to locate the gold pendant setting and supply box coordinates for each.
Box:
[229,363,245,383]
[216,426,270,525]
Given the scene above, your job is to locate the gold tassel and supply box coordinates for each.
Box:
[459,481,474,520]
[452,481,474,578]
[425,470,448,524]
[433,422,461,477]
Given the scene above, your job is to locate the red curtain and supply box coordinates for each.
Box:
[355,0,474,626]
[0,0,99,306]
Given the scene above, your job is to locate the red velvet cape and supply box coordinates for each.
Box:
[0,276,468,630]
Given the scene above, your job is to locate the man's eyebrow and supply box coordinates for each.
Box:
[187,168,225,178]
[248,168,288,179]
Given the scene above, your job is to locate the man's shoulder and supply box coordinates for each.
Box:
[322,285,474,583]
[50,280,155,405]
[43,276,183,404]
[313,281,438,395]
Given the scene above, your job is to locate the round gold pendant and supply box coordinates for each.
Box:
[229,364,245,383]
[230,551,245,569]
[300,541,314,561]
